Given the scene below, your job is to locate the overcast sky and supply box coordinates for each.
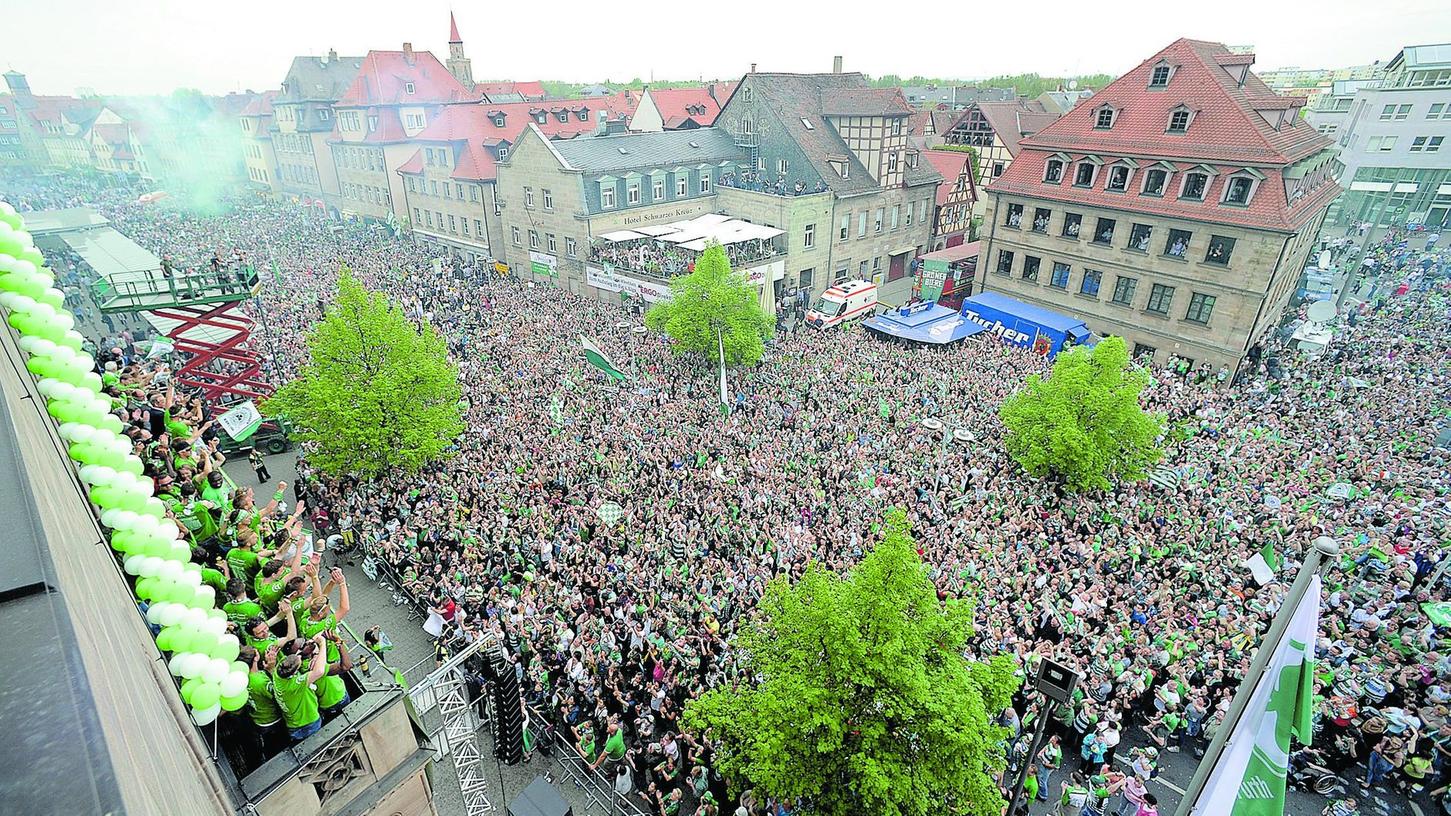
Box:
[3,0,1448,97]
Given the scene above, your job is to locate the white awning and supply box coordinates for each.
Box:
[599,230,646,242]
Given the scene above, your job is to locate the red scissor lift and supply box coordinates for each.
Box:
[97,265,272,405]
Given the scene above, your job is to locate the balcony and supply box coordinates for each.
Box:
[718,169,830,198]
[589,213,786,279]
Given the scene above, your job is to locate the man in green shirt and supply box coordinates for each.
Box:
[226,535,262,585]
[272,633,331,742]
[223,579,263,626]
[238,645,286,760]
[254,545,304,615]
[299,570,353,718]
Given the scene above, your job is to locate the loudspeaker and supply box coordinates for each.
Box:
[507,775,573,816]
[488,648,524,765]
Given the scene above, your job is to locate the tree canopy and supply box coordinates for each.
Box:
[644,242,773,367]
[683,509,1019,816]
[264,267,464,478]
[998,335,1165,492]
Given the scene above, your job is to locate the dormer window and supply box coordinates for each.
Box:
[1044,158,1064,184]
[1142,166,1170,196]
[1181,171,1209,201]
[1073,161,1098,187]
[498,146,508,160]
[405,82,416,95]
[1094,106,1116,129]
[742,87,753,103]
[557,111,568,123]
[535,113,546,124]
[577,109,589,122]
[1223,175,1256,206]
[1149,63,1173,88]
[1106,164,1131,192]
[1167,108,1192,134]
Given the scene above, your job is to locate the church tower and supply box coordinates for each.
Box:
[445,12,473,87]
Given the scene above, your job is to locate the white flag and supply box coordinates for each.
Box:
[1188,575,1320,816]
[217,401,263,442]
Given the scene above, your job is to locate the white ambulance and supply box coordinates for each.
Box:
[805,280,878,329]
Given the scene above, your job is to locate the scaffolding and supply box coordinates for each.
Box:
[408,637,495,815]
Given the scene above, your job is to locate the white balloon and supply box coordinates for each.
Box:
[202,658,230,685]
[193,585,217,609]
[145,603,169,625]
[17,336,57,356]
[219,671,247,698]
[179,653,208,679]
[110,510,142,531]
[158,560,184,582]
[167,653,188,676]
[157,603,187,627]
[184,608,209,629]
[180,569,203,587]
[191,703,222,726]
[202,615,227,636]
[80,465,118,486]
[136,556,163,578]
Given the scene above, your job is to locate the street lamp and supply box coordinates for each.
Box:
[922,418,976,499]
[1006,658,1083,816]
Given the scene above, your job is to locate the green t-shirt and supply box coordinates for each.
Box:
[224,598,263,626]
[246,633,278,655]
[227,547,260,582]
[200,567,227,595]
[255,571,289,613]
[272,670,320,730]
[201,482,232,514]
[1023,774,1038,801]
[301,614,340,661]
[247,669,283,726]
[604,728,627,760]
[316,671,347,709]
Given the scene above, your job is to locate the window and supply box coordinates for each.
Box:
[677,176,688,197]
[425,210,434,227]
[891,204,900,230]
[859,260,869,277]
[1021,255,1040,282]
[1080,269,1102,297]
[804,224,815,249]
[1121,223,1151,253]
[318,108,330,120]
[858,212,868,238]
[743,87,752,103]
[1032,208,1051,233]
[448,214,457,232]
[601,185,615,208]
[1380,103,1411,120]
[474,219,483,236]
[1167,109,1191,133]
[627,183,640,205]
[443,183,452,199]
[874,208,884,233]
[1074,162,1096,187]
[524,187,534,207]
[1429,136,1445,152]
[543,189,553,210]
[1061,213,1082,238]
[547,233,557,253]
[1106,165,1130,192]
[1044,159,1064,183]
[528,230,539,249]
[1204,235,1235,265]
[904,203,914,226]
[1050,262,1071,289]
[1430,103,1446,119]
[1223,176,1254,205]
[1142,168,1168,196]
[1004,203,1024,228]
[652,178,664,200]
[1411,136,1445,153]
[566,237,578,257]
[774,157,788,175]
[840,214,850,241]
[1112,276,1137,306]
[1092,218,1116,245]
[1185,292,1216,324]
[891,117,903,136]
[887,153,899,174]
[405,82,415,95]
[1146,283,1175,315]
[429,180,439,196]
[412,207,421,223]
[1132,342,1157,361]
[498,146,508,160]
[461,219,470,235]
[407,177,417,193]
[1150,65,1172,87]
[1181,172,1208,200]
[1164,229,1192,258]
[1367,135,1398,152]
[699,172,712,193]
[995,250,1014,276]
[1095,107,1116,129]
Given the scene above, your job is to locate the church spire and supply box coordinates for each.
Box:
[449,11,462,44]
[445,12,473,86]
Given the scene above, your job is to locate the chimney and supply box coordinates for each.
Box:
[595,109,608,136]
[707,83,717,104]
[402,42,414,65]
[750,63,757,74]
[832,56,843,74]
[327,48,337,64]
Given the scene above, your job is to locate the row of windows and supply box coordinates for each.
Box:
[337,145,382,173]
[413,207,486,243]
[1365,135,1444,153]
[600,172,709,210]
[280,163,317,186]
[343,182,390,208]
[1380,102,1451,121]
[247,166,269,184]
[511,226,578,258]
[1042,158,1257,206]
[521,186,553,210]
[406,175,481,204]
[993,249,1217,324]
[837,201,928,241]
[1002,204,1237,266]
[275,133,314,156]
[423,146,450,167]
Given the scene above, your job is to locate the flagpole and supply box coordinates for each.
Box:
[1172,535,1340,816]
[717,326,727,412]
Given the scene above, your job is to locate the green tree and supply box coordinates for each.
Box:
[644,242,773,367]
[264,267,464,478]
[683,509,1019,816]
[998,335,1164,492]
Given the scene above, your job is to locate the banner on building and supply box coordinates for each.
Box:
[529,251,558,278]
[586,266,672,302]
[919,258,950,302]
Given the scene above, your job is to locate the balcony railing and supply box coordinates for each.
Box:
[718,170,829,198]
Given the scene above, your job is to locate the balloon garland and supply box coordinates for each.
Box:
[0,201,247,725]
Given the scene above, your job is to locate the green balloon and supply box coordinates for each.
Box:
[219,691,249,712]
[156,627,176,651]
[231,661,249,676]
[190,682,221,711]
[135,577,157,600]
[214,636,240,663]
[181,677,202,704]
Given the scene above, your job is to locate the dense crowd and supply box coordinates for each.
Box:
[9,172,1451,816]
[589,236,780,279]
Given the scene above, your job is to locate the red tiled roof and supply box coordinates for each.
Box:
[450,143,493,181]
[396,99,623,181]
[338,49,473,106]
[397,149,425,174]
[975,100,1060,156]
[988,150,1340,233]
[923,149,979,207]
[476,81,547,102]
[240,90,278,118]
[643,84,734,127]
[1019,38,1330,165]
[92,123,132,146]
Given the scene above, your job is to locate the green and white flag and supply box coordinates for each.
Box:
[217,401,264,442]
[580,335,627,382]
[1188,574,1319,816]
[1242,542,1280,586]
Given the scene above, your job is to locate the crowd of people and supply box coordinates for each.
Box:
[589,235,781,280]
[8,171,1451,816]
